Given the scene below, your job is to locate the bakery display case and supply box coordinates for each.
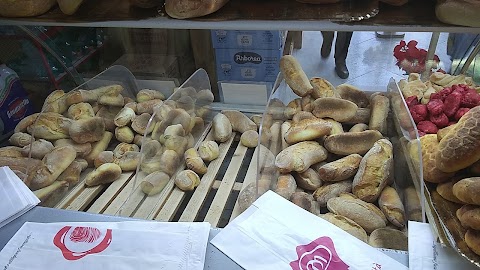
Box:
[1,0,480,267]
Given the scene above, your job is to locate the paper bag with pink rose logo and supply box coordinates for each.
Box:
[0,221,210,270]
[211,191,408,270]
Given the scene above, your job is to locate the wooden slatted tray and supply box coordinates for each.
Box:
[54,124,258,228]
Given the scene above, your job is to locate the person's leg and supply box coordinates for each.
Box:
[334,31,353,79]
[321,31,334,58]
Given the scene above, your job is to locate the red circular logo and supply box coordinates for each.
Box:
[53,226,112,261]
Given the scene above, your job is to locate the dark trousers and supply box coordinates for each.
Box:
[321,31,353,65]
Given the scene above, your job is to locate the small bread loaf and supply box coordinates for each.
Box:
[213,113,233,143]
[0,146,23,158]
[275,141,328,173]
[344,108,371,124]
[67,102,95,120]
[27,112,73,140]
[291,111,316,123]
[284,118,332,144]
[132,113,154,135]
[453,177,480,205]
[294,168,322,191]
[114,107,136,127]
[115,126,135,143]
[96,106,121,132]
[174,170,200,191]
[9,132,33,147]
[368,228,408,251]
[336,84,370,108]
[313,180,352,207]
[324,119,343,135]
[240,130,259,148]
[437,106,480,172]
[457,205,480,230]
[21,139,54,159]
[141,171,170,196]
[437,179,463,204]
[378,186,406,228]
[28,146,77,190]
[280,55,313,97]
[280,121,291,150]
[324,130,383,155]
[353,139,393,203]
[420,134,454,183]
[465,230,480,256]
[54,138,92,158]
[274,174,297,199]
[137,89,165,102]
[57,160,85,185]
[349,123,368,132]
[94,151,114,168]
[221,110,257,133]
[184,148,207,175]
[327,194,387,233]
[85,163,122,187]
[165,0,230,19]
[318,154,362,182]
[69,117,106,144]
[312,97,358,122]
[291,192,320,215]
[137,99,163,115]
[321,213,368,242]
[369,95,390,135]
[310,77,337,99]
[198,141,219,162]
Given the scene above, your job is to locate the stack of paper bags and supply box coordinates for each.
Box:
[0,166,39,228]
[0,221,211,270]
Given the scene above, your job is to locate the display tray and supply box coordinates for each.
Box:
[54,127,257,228]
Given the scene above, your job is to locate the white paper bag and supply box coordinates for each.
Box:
[408,221,477,270]
[211,191,408,270]
[0,221,210,270]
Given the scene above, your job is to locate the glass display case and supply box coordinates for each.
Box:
[1,0,480,267]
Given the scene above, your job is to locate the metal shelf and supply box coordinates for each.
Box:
[0,1,478,33]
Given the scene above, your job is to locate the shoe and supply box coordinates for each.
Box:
[335,62,349,79]
[321,33,334,58]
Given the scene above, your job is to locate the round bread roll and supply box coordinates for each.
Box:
[453,178,480,205]
[436,106,480,172]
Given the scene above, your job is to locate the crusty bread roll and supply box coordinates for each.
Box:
[221,110,257,133]
[378,186,406,228]
[313,180,352,207]
[436,0,480,27]
[114,107,136,127]
[279,55,313,97]
[284,118,332,144]
[85,131,113,166]
[21,139,54,159]
[274,174,297,199]
[165,0,230,19]
[368,228,408,251]
[369,95,390,135]
[85,163,122,187]
[132,113,154,135]
[465,229,480,256]
[420,134,454,183]
[327,194,387,233]
[141,171,170,196]
[275,141,328,173]
[437,179,463,204]
[336,84,370,108]
[96,106,121,132]
[353,139,393,203]
[310,77,337,99]
[404,186,423,222]
[321,213,368,242]
[312,97,358,122]
[67,102,95,120]
[324,130,383,155]
[349,123,368,132]
[69,117,106,144]
[57,0,85,15]
[54,138,91,158]
[437,106,480,172]
[294,168,322,191]
[344,108,371,125]
[42,90,68,114]
[9,132,33,147]
[318,154,362,182]
[453,177,480,205]
[0,146,23,158]
[137,99,163,115]
[28,146,77,190]
[175,170,200,191]
[291,191,320,215]
[0,0,56,17]
[26,112,73,140]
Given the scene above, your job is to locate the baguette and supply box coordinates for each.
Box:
[353,139,393,203]
[280,55,313,97]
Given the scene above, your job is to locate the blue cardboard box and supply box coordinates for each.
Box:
[215,48,282,82]
[211,30,285,50]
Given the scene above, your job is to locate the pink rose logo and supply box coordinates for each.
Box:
[53,226,112,260]
[290,236,349,270]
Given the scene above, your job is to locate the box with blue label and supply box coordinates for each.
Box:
[211,30,286,50]
[215,48,282,82]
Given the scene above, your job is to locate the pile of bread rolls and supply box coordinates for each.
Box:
[410,104,480,256]
[238,55,418,250]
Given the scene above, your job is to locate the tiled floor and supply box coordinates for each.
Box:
[292,31,452,92]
